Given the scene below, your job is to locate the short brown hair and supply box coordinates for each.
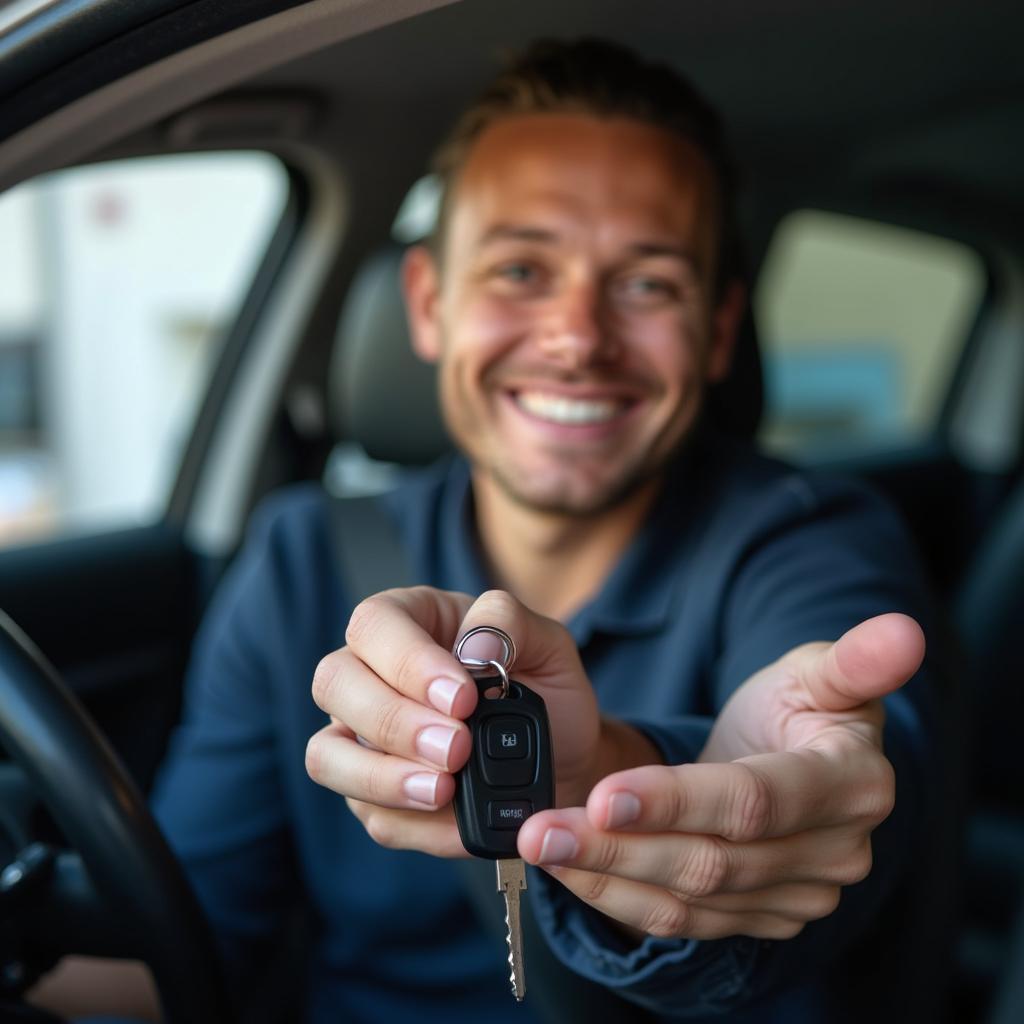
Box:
[428,38,742,297]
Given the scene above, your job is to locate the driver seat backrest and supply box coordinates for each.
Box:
[953,471,1024,1015]
[329,244,764,463]
[956,476,1024,805]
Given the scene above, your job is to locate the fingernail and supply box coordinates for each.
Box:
[606,792,641,829]
[457,631,505,663]
[416,725,457,768]
[537,827,578,864]
[427,677,464,716]
[402,772,439,806]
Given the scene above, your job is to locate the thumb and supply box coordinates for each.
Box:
[795,612,925,712]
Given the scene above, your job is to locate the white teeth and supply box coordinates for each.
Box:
[515,391,623,425]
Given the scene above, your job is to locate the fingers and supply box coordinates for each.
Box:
[345,799,468,859]
[315,585,599,858]
[335,586,585,720]
[312,648,472,772]
[539,867,820,941]
[584,748,895,840]
[306,722,455,810]
[794,612,925,712]
[314,587,585,779]
[518,808,872,895]
[340,587,478,718]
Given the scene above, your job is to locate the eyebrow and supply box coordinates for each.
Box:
[477,224,560,247]
[629,242,699,269]
[476,224,700,271]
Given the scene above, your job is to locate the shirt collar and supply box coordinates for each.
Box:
[434,435,717,645]
[567,440,713,643]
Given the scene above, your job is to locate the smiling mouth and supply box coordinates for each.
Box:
[512,389,633,426]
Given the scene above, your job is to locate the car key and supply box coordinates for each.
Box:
[453,627,554,1001]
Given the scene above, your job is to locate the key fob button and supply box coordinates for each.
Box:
[485,716,532,760]
[488,800,533,830]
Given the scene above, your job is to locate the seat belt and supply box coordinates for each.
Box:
[327,494,651,1024]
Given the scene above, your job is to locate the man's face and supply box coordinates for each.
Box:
[404,113,742,516]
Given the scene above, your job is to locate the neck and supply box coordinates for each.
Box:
[472,472,661,622]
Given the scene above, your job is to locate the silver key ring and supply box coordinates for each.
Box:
[455,625,516,699]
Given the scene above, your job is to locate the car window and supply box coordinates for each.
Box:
[0,151,288,548]
[755,209,986,459]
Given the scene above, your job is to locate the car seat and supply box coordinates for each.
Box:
[954,479,1024,1020]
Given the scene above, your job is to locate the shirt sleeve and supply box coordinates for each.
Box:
[531,472,940,1020]
[148,497,307,1004]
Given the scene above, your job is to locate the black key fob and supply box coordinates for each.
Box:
[453,674,554,858]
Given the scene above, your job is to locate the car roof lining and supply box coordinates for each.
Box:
[0,0,460,190]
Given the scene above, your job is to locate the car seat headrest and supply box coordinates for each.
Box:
[330,247,451,465]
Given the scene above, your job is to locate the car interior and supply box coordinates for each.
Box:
[1,0,1023,1021]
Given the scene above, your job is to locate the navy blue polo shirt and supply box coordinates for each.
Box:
[150,430,937,1022]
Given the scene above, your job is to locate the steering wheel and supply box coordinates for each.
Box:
[0,609,231,1023]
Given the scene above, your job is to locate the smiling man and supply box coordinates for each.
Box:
[150,38,939,1024]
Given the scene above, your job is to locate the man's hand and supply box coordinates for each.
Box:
[305,587,656,857]
[516,613,925,941]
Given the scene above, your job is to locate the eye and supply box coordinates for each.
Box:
[615,274,679,305]
[484,259,549,296]
[494,261,536,283]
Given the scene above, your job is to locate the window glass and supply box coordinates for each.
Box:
[0,152,288,547]
[754,210,986,458]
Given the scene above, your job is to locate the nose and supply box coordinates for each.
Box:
[536,282,617,369]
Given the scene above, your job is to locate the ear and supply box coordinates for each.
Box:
[401,245,443,363]
[707,280,746,383]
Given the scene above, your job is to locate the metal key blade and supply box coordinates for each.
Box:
[495,857,527,1000]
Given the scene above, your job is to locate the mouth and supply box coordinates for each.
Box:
[511,389,634,427]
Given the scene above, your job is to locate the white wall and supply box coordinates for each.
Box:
[0,152,286,542]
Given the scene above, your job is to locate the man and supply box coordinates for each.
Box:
[296,38,936,1021]
[33,37,937,1024]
